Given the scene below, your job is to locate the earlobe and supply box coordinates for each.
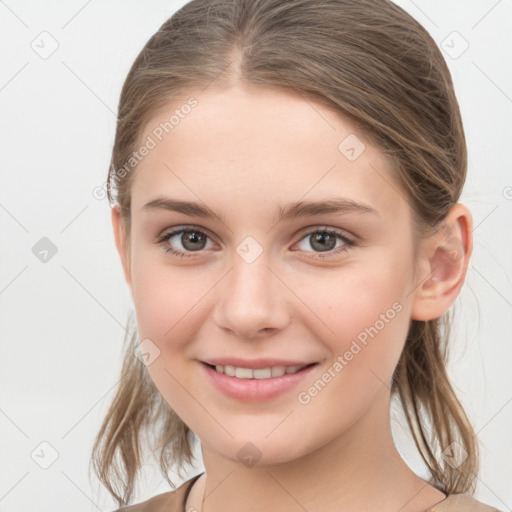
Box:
[410,203,473,321]
[111,206,133,293]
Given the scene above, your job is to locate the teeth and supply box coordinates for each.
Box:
[224,365,236,377]
[213,364,306,379]
[273,366,287,377]
[236,367,255,379]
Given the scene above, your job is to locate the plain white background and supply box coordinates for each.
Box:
[0,1,511,511]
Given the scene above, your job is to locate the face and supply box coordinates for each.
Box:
[114,84,424,466]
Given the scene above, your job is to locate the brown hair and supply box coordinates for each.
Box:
[90,0,479,505]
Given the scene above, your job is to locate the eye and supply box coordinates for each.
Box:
[157,226,215,258]
[156,225,357,259]
[293,227,357,258]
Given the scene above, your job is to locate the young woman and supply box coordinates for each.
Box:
[90,1,502,510]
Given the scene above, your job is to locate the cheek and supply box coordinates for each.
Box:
[288,269,410,446]
[129,257,212,422]
[313,257,407,327]
[132,263,210,344]
[306,256,411,384]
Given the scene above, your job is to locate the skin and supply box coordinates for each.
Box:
[112,83,473,512]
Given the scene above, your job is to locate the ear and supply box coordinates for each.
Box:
[111,206,133,298]
[410,203,473,321]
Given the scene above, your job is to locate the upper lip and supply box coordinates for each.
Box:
[201,358,317,369]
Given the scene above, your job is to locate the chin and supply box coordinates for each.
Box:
[207,435,309,468]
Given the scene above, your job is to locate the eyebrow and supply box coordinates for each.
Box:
[142,196,380,222]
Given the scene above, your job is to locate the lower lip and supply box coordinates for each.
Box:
[200,362,318,402]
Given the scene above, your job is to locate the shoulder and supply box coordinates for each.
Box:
[428,493,503,512]
[110,473,202,512]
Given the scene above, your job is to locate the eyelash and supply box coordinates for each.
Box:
[156,225,358,260]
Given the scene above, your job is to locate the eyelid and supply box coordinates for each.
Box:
[158,223,355,242]
[294,224,355,242]
[157,224,219,243]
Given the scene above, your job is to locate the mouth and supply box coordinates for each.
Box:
[202,361,318,379]
[201,361,319,401]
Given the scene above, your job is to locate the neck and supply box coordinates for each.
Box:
[187,389,446,512]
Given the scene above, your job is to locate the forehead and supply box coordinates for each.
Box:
[130,84,409,224]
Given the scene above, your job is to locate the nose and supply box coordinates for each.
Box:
[213,252,290,340]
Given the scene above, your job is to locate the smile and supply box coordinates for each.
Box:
[207,363,313,379]
[201,362,319,402]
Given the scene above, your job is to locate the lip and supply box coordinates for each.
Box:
[200,361,319,402]
[201,357,316,369]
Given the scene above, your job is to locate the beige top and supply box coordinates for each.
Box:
[113,473,502,512]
